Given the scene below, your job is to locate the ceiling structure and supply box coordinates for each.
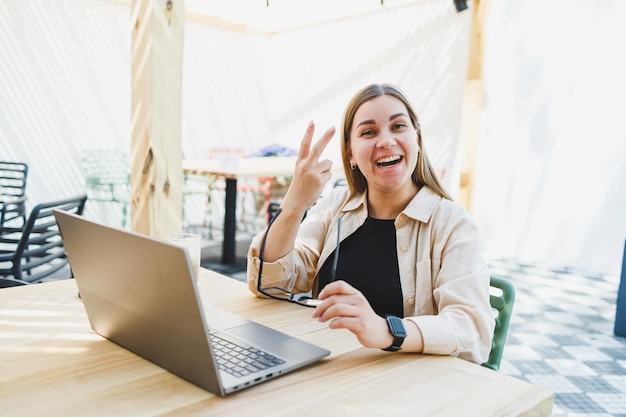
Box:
[183,0,435,33]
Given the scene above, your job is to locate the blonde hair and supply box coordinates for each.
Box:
[340,83,452,200]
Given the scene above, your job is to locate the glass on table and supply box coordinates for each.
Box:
[167,233,201,280]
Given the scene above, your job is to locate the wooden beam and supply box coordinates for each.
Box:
[130,0,184,238]
[458,0,487,211]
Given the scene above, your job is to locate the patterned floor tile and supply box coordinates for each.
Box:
[602,376,626,392]
[555,393,608,413]
[524,374,582,393]
[568,376,621,393]
[486,256,626,417]
[545,359,599,376]
[586,394,626,414]
[563,346,614,362]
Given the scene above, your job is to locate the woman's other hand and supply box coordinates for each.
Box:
[311,280,394,349]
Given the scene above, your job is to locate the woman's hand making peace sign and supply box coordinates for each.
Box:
[280,121,336,218]
[258,122,335,263]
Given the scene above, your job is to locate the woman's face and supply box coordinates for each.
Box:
[347,94,419,194]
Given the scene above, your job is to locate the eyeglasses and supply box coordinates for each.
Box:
[257,208,341,308]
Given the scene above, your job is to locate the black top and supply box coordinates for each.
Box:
[316,217,404,317]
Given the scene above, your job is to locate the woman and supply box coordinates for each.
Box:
[247,83,494,364]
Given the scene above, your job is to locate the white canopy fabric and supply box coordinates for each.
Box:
[1,0,624,276]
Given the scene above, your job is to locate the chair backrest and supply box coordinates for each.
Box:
[81,149,130,195]
[266,201,308,226]
[0,277,28,288]
[80,149,129,226]
[0,194,87,283]
[0,161,29,227]
[482,275,516,371]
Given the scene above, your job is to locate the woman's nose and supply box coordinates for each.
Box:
[376,132,396,149]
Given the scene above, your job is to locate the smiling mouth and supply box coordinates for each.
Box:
[376,155,403,167]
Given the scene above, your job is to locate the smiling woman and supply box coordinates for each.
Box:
[246,83,495,364]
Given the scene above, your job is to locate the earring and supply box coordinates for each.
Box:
[350,163,356,171]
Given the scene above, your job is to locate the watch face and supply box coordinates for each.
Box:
[387,316,407,337]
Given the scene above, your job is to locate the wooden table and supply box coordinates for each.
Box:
[0,270,553,416]
[183,157,297,265]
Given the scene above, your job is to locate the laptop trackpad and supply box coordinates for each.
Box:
[226,323,291,344]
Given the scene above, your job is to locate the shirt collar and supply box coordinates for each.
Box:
[340,186,442,224]
[403,186,442,223]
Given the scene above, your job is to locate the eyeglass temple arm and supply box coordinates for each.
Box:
[257,207,282,293]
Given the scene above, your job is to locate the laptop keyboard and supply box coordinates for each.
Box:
[209,330,286,378]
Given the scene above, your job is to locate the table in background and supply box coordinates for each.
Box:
[183,157,297,266]
[0,271,554,416]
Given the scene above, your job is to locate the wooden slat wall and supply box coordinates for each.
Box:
[130,0,185,238]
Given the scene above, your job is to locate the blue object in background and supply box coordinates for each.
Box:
[614,240,626,337]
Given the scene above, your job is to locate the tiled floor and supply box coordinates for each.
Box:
[486,256,626,417]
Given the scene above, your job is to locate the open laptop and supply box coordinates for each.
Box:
[53,210,330,396]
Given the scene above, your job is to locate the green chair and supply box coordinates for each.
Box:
[80,149,129,228]
[482,275,516,371]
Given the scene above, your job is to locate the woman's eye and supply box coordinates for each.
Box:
[393,122,407,130]
[360,129,375,136]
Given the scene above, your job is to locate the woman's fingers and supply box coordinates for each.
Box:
[311,281,392,349]
[312,281,363,320]
[317,280,356,299]
[308,126,336,162]
[297,122,336,166]
[297,121,316,160]
[284,122,336,210]
[311,280,392,347]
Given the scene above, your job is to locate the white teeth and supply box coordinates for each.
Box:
[376,155,401,164]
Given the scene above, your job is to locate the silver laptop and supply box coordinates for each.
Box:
[54,210,330,396]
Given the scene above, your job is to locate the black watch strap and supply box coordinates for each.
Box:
[382,315,407,352]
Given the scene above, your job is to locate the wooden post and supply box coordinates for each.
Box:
[130,0,184,239]
[458,0,487,211]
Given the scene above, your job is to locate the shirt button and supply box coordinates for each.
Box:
[401,245,408,252]
[407,297,415,305]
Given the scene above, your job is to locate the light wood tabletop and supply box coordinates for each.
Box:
[0,270,554,417]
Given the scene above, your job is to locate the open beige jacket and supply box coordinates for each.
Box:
[247,186,495,364]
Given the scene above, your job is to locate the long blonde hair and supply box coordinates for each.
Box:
[340,83,452,200]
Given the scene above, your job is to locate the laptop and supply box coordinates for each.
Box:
[53,210,330,396]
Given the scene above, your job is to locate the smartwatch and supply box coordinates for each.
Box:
[382,315,407,352]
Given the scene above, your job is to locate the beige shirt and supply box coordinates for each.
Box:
[247,186,495,364]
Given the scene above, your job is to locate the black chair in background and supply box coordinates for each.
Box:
[0,194,87,284]
[0,277,28,288]
[0,161,29,229]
